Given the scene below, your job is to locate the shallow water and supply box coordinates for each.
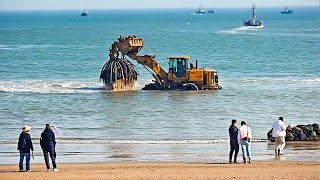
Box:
[1,141,319,164]
[0,8,320,164]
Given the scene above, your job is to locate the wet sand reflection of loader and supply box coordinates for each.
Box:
[100,35,222,91]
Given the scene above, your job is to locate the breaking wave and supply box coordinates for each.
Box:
[0,139,268,144]
[0,44,101,51]
[0,79,154,93]
[0,80,104,93]
[301,78,320,83]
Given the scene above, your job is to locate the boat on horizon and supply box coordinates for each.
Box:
[81,10,88,16]
[243,4,264,28]
[194,7,206,15]
[207,9,216,13]
[281,6,293,14]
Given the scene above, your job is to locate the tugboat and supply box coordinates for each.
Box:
[81,10,88,16]
[243,4,264,28]
[194,7,206,15]
[281,6,293,14]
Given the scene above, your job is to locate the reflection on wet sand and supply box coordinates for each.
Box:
[267,141,320,149]
[1,141,319,164]
[267,141,320,161]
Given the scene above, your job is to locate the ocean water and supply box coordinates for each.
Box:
[0,7,320,164]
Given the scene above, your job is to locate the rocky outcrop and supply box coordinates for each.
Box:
[267,123,320,142]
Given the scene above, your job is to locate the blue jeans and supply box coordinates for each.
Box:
[19,152,30,171]
[240,140,251,160]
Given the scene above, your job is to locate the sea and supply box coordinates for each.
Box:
[0,7,319,164]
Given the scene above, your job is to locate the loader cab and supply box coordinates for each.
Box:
[167,56,190,81]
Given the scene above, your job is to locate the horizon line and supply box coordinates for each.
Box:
[0,5,318,11]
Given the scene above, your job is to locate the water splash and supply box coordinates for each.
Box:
[217,26,263,34]
[0,79,156,93]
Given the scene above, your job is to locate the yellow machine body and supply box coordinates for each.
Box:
[167,56,220,90]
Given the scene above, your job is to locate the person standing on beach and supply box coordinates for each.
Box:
[229,119,239,163]
[272,117,286,156]
[40,124,58,172]
[17,125,34,172]
[238,121,252,163]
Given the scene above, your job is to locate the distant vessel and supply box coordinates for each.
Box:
[243,4,264,28]
[81,11,88,16]
[194,7,206,15]
[281,6,293,14]
[207,9,216,13]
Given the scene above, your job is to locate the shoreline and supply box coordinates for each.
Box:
[1,161,319,180]
[1,141,319,164]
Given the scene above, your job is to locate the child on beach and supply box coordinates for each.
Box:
[17,125,34,172]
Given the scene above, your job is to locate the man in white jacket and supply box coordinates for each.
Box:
[272,117,286,156]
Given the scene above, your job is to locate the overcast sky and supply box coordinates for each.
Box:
[0,0,319,10]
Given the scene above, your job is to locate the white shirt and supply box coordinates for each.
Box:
[238,125,252,143]
[272,120,286,137]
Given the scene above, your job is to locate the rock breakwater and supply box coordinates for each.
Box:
[267,123,320,142]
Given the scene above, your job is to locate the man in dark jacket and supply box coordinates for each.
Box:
[40,124,58,172]
[18,125,34,172]
[229,119,239,163]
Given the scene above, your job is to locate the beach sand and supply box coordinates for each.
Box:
[0,161,319,180]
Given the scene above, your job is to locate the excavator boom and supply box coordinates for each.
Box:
[109,35,167,86]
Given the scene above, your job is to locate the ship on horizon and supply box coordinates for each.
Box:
[194,6,206,15]
[243,4,264,28]
[81,10,88,16]
[207,9,216,13]
[281,6,293,14]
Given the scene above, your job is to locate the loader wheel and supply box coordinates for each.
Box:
[185,84,199,91]
[142,84,160,90]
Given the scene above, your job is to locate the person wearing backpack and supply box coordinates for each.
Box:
[17,125,34,172]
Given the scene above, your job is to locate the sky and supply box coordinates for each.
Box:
[0,0,319,10]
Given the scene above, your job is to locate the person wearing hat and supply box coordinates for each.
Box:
[17,125,34,172]
[40,124,58,172]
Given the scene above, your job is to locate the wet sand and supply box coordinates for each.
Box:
[0,161,319,180]
[1,141,320,164]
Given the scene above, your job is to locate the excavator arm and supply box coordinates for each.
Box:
[126,54,167,85]
[109,35,168,86]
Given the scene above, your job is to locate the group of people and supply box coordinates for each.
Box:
[228,117,286,163]
[18,124,58,172]
[229,120,252,163]
[18,118,287,170]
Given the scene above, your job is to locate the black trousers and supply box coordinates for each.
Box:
[43,149,57,169]
[229,144,239,162]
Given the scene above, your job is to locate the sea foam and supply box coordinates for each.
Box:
[0,79,155,93]
[0,80,103,94]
